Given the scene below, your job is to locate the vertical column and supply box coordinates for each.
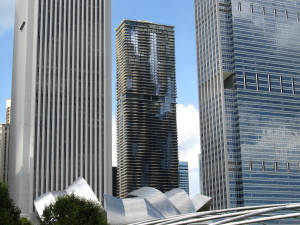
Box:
[61,0,67,190]
[45,0,54,193]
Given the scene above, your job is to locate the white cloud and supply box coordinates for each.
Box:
[0,0,15,35]
[177,104,201,197]
[111,104,201,196]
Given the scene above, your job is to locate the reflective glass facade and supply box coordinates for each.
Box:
[179,161,189,195]
[195,0,300,210]
[116,20,179,198]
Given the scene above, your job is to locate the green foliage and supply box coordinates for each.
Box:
[0,182,33,225]
[40,194,108,225]
[20,217,33,225]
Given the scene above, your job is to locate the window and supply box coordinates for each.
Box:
[285,10,289,19]
[262,161,265,171]
[262,7,266,15]
[268,74,271,92]
[273,8,277,17]
[19,21,26,31]
[287,163,290,172]
[292,77,295,94]
[297,12,300,21]
[250,4,254,13]
[249,160,253,171]
[256,73,259,90]
[280,76,283,93]
[243,72,247,89]
[238,2,242,11]
[275,162,278,171]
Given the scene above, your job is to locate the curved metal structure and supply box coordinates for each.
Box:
[104,186,212,225]
[104,194,164,225]
[104,194,126,225]
[129,203,300,225]
[164,188,195,214]
[129,187,180,217]
[34,177,99,218]
[35,179,213,225]
[65,177,98,202]
[34,192,56,217]
[192,193,213,212]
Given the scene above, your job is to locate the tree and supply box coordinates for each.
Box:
[40,194,108,225]
[0,182,33,225]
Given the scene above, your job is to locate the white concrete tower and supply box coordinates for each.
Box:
[9,0,112,214]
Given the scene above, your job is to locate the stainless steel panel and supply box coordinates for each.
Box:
[104,194,126,225]
[192,194,212,212]
[164,188,195,214]
[129,187,179,217]
[34,192,56,217]
[65,177,98,202]
[123,197,148,224]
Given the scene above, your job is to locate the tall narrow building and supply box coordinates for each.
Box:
[6,99,11,125]
[9,0,112,214]
[0,99,11,183]
[179,161,189,195]
[0,124,10,183]
[116,20,178,198]
[195,0,300,209]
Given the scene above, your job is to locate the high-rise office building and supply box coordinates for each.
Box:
[0,124,10,183]
[116,20,178,198]
[0,99,11,183]
[195,0,300,209]
[179,161,189,195]
[9,0,112,214]
[112,166,118,197]
[6,99,11,125]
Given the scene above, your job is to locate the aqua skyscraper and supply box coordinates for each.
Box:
[116,20,179,198]
[195,0,300,209]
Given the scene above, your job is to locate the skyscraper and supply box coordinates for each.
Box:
[0,124,9,183]
[195,0,300,209]
[9,0,112,214]
[116,20,178,198]
[6,99,11,125]
[179,161,189,195]
[0,99,11,183]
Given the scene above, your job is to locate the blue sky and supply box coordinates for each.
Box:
[111,0,198,110]
[0,0,198,125]
[0,0,200,196]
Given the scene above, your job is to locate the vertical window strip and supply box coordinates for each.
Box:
[280,76,283,93]
[256,73,259,90]
[297,12,300,21]
[275,162,278,172]
[238,2,242,11]
[262,161,265,171]
[268,74,271,92]
[243,72,247,89]
[292,77,295,94]
[262,7,266,15]
[274,8,277,17]
[285,10,289,19]
[249,160,252,171]
[250,4,253,13]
